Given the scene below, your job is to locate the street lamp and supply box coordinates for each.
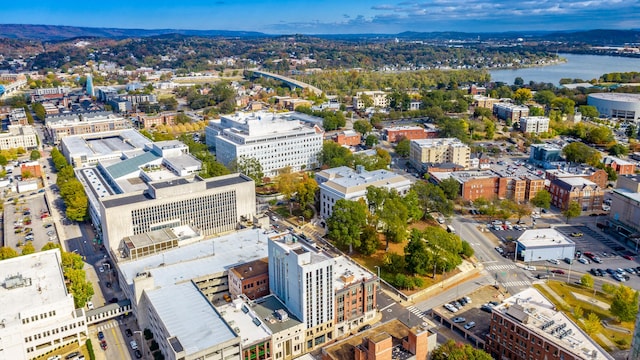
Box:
[134,330,144,355]
[374,265,381,289]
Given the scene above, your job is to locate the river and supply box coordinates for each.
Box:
[489,53,640,85]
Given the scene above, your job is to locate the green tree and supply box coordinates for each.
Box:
[41,242,60,251]
[562,142,601,166]
[412,181,454,218]
[404,230,430,275]
[608,143,628,157]
[584,313,603,335]
[460,241,474,258]
[0,155,7,166]
[529,106,545,116]
[563,201,581,223]
[484,119,495,139]
[30,150,41,161]
[604,167,618,182]
[382,252,406,274]
[602,283,617,295]
[430,340,493,360]
[395,138,411,158]
[66,268,95,308]
[359,93,374,109]
[359,225,379,255]
[231,156,264,185]
[578,105,599,119]
[0,246,18,259]
[551,97,575,115]
[610,284,640,322]
[534,90,556,106]
[320,141,353,168]
[513,88,532,105]
[439,178,460,200]
[327,199,367,253]
[586,126,614,145]
[625,124,637,139]
[574,304,584,319]
[379,193,409,247]
[580,274,594,289]
[32,102,46,120]
[21,242,35,255]
[353,120,372,136]
[364,134,378,148]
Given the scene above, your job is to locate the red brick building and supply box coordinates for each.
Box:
[431,170,545,202]
[545,167,608,189]
[384,126,434,143]
[335,130,361,146]
[138,112,177,129]
[228,258,269,300]
[602,156,636,175]
[21,163,42,178]
[548,177,604,211]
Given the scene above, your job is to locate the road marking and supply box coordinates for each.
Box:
[407,306,426,317]
[483,260,498,264]
[111,325,127,360]
[501,281,531,288]
[486,264,518,271]
[380,303,396,312]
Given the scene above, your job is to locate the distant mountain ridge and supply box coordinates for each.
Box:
[0,24,639,44]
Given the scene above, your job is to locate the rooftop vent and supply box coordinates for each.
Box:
[4,273,32,290]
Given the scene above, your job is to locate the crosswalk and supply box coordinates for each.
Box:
[95,320,119,332]
[407,306,428,318]
[501,280,531,288]
[485,264,518,271]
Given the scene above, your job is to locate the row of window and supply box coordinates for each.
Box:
[22,310,57,324]
[24,320,84,343]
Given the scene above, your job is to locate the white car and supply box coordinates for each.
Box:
[130,340,138,350]
[548,259,560,265]
[444,303,458,313]
[464,321,476,330]
[87,301,94,310]
[98,266,104,273]
[524,265,537,271]
[578,257,590,264]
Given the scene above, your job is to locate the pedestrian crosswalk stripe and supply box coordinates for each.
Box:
[407,306,426,317]
[95,321,119,332]
[501,281,531,288]
[486,264,517,271]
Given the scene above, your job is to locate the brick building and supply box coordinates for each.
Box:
[335,130,361,146]
[493,103,529,122]
[472,95,499,109]
[545,167,608,189]
[602,156,636,175]
[228,258,269,300]
[548,177,604,211]
[333,257,378,337]
[138,112,177,129]
[384,126,434,143]
[20,162,43,178]
[430,170,545,202]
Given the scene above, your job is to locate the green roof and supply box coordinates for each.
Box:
[104,152,161,179]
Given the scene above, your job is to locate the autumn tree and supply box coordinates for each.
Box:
[563,201,581,224]
[275,166,298,214]
[21,242,35,255]
[296,173,318,219]
[513,88,532,105]
[584,313,603,335]
[430,340,493,360]
[580,274,594,289]
[531,189,551,211]
[0,246,18,259]
[610,284,640,322]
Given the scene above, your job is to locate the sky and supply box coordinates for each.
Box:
[2,0,639,34]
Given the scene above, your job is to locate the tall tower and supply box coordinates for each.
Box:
[268,233,335,351]
[86,74,94,97]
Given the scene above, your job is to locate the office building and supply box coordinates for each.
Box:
[86,74,94,97]
[493,102,529,122]
[409,138,470,171]
[228,258,270,300]
[529,143,563,168]
[519,116,550,134]
[0,249,88,360]
[608,174,640,236]
[46,111,131,144]
[384,126,436,143]
[269,233,335,352]
[548,177,604,211]
[486,288,613,360]
[515,229,575,262]
[207,111,323,177]
[352,91,389,110]
[588,93,640,121]
[60,128,151,167]
[0,125,38,150]
[317,166,411,219]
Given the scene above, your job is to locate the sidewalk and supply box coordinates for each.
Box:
[536,281,570,309]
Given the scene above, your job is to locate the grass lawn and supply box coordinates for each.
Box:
[534,281,633,350]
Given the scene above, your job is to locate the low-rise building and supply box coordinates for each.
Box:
[486,288,613,360]
[45,111,131,144]
[409,138,470,171]
[608,174,640,236]
[529,143,563,168]
[384,126,435,143]
[473,95,499,109]
[138,112,177,128]
[0,249,88,360]
[334,130,361,146]
[548,177,604,211]
[317,166,411,219]
[516,228,575,262]
[545,166,608,189]
[519,116,550,134]
[493,102,529,122]
[602,156,636,175]
[333,256,377,337]
[228,258,270,300]
[353,91,389,110]
[59,128,152,168]
[0,125,38,150]
[429,170,544,202]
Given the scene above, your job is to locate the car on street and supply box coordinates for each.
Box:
[125,329,133,337]
[100,340,107,350]
[495,247,504,255]
[551,269,565,274]
[464,321,476,330]
[98,266,104,273]
[130,340,139,350]
[358,324,372,332]
[453,317,466,323]
[623,255,634,261]
[134,350,143,359]
[548,259,560,265]
[98,331,104,340]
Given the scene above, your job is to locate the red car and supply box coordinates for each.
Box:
[551,269,565,274]
[623,255,634,261]
[100,340,107,350]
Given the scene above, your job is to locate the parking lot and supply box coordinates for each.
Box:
[4,191,56,251]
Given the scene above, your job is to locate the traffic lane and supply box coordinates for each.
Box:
[380,302,423,328]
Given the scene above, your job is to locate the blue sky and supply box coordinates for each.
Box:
[2,0,639,34]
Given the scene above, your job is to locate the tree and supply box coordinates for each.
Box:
[359,93,374,109]
[608,143,629,157]
[574,304,584,319]
[0,246,18,259]
[364,134,378,148]
[586,126,614,145]
[530,190,551,211]
[231,156,264,185]
[529,106,544,116]
[439,178,460,200]
[353,120,372,136]
[551,97,575,115]
[514,77,525,86]
[320,141,353,168]
[29,149,41,161]
[584,313,603,335]
[412,181,453,218]
[275,166,298,204]
[0,155,6,166]
[296,173,318,219]
[578,105,599,119]
[534,90,556,106]
[359,225,379,255]
[379,194,409,247]
[405,230,430,275]
[41,242,60,251]
[580,274,594,289]
[610,284,639,322]
[625,124,637,139]
[513,88,532,105]
[21,242,35,255]
[327,199,367,253]
[562,142,601,166]
[563,201,581,223]
[395,138,411,158]
[483,119,495,139]
[31,102,46,121]
[430,340,493,360]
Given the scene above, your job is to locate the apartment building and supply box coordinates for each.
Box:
[519,116,550,134]
[409,138,470,171]
[269,233,335,352]
[317,166,411,219]
[45,111,130,144]
[548,177,604,211]
[602,156,636,175]
[0,249,88,360]
[493,102,529,122]
[207,111,323,177]
[545,166,608,189]
[430,170,544,202]
[472,95,499,109]
[486,288,613,360]
[384,126,435,143]
[138,112,177,128]
[352,91,389,110]
[333,256,377,337]
[0,125,38,150]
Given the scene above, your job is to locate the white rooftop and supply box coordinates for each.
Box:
[589,93,640,102]
[332,256,374,292]
[146,282,238,355]
[517,228,575,248]
[0,249,70,327]
[411,137,467,148]
[61,129,151,157]
[216,299,272,347]
[494,288,614,360]
[118,228,269,288]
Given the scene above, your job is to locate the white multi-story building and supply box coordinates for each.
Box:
[0,249,88,360]
[0,125,38,150]
[352,91,389,109]
[409,138,471,170]
[207,111,323,177]
[519,116,550,134]
[588,93,640,121]
[269,233,335,352]
[46,111,131,144]
[317,166,412,219]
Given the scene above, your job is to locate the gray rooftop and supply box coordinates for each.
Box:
[251,295,303,333]
[146,282,238,355]
[104,151,161,179]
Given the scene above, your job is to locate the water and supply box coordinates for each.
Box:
[489,53,640,85]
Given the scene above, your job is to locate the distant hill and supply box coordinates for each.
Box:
[542,29,640,45]
[0,24,267,41]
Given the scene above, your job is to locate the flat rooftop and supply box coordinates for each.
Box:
[251,295,303,333]
[118,228,270,288]
[146,281,238,355]
[517,228,575,248]
[61,129,151,157]
[0,250,69,327]
[333,256,374,292]
[494,288,614,360]
[216,299,272,347]
[319,168,411,196]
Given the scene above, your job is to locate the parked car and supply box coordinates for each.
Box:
[464,321,476,330]
[125,329,133,337]
[613,273,626,282]
[97,331,104,340]
[134,350,143,359]
[453,317,466,323]
[578,257,590,265]
[358,324,372,332]
[623,255,634,261]
[65,352,80,359]
[444,303,458,313]
[100,340,107,350]
[548,259,560,265]
[130,340,138,350]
